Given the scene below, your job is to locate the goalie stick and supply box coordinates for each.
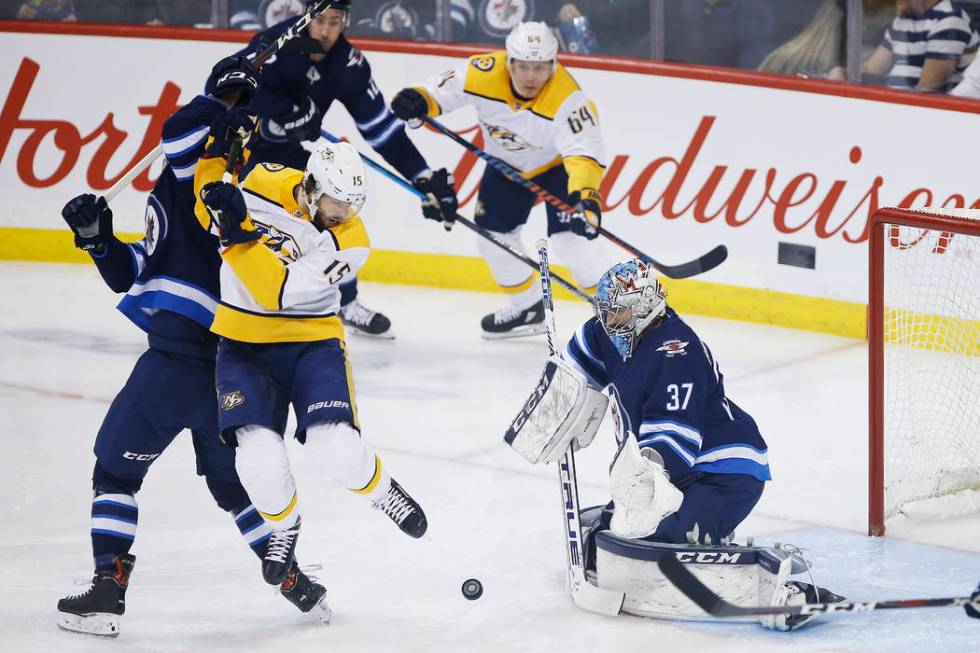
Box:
[536,238,625,616]
[657,553,980,619]
[422,115,728,280]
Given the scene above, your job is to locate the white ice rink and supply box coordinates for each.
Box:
[1,262,978,653]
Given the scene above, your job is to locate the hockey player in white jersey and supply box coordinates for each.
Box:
[391,21,609,338]
[194,142,427,608]
[506,259,845,630]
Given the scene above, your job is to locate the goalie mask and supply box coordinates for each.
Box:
[301,142,366,229]
[593,260,667,360]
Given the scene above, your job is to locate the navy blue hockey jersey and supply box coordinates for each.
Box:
[236,20,428,179]
[88,95,228,358]
[564,308,771,485]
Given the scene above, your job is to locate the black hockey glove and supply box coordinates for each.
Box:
[62,193,113,251]
[205,108,256,158]
[273,96,323,143]
[568,189,602,240]
[413,168,458,230]
[205,55,258,107]
[967,583,980,619]
[391,88,429,121]
[200,181,260,247]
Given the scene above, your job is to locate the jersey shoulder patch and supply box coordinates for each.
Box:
[463,51,511,102]
[242,164,304,211]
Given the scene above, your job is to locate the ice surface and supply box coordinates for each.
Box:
[0,262,977,653]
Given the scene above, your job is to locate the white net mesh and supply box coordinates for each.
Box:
[882,208,980,521]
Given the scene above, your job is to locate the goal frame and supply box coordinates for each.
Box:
[867,207,980,536]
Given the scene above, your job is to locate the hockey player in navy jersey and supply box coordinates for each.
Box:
[234,0,458,338]
[507,259,843,630]
[55,57,329,637]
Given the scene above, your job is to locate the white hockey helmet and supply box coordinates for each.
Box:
[505,21,559,63]
[301,141,366,225]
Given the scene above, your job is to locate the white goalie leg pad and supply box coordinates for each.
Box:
[305,421,389,502]
[609,433,683,539]
[235,425,300,529]
[504,357,608,464]
[550,230,609,289]
[476,226,535,289]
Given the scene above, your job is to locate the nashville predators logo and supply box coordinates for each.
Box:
[220,391,245,411]
[250,219,299,261]
[472,56,496,72]
[483,122,539,152]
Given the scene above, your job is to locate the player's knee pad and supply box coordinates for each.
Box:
[476,226,533,288]
[92,461,143,495]
[304,421,379,490]
[549,230,609,289]
[233,425,298,526]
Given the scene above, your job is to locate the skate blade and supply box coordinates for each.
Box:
[481,323,547,340]
[307,597,332,625]
[57,612,121,638]
[343,324,396,340]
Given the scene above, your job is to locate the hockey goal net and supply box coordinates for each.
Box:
[868,207,980,536]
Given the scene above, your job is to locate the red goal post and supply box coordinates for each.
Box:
[868,207,980,536]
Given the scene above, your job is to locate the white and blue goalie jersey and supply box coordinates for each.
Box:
[564,308,771,485]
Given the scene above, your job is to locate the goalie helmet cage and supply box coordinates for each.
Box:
[868,207,980,536]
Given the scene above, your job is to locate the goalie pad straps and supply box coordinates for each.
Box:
[609,433,683,539]
[504,357,608,464]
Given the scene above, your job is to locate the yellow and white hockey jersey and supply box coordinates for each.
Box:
[414,51,606,196]
[196,162,369,344]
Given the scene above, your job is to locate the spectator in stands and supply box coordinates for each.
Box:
[15,0,76,21]
[951,52,980,96]
[829,0,979,92]
[758,0,846,76]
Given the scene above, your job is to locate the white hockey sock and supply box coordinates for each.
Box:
[550,231,609,290]
[477,226,538,299]
[234,425,300,530]
[305,421,390,502]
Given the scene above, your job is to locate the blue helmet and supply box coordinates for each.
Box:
[592,260,667,359]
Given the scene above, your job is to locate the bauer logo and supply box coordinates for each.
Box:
[307,400,350,413]
[221,391,246,411]
[675,551,742,564]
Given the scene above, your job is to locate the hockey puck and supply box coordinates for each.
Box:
[461,578,483,600]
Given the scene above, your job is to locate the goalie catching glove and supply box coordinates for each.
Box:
[504,356,608,464]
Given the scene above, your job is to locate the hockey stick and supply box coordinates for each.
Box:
[104,2,333,201]
[657,553,980,619]
[422,115,728,279]
[536,238,625,616]
[319,129,593,303]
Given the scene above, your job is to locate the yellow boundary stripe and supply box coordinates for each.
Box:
[0,226,867,339]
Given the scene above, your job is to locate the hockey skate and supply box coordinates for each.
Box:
[481,300,546,339]
[263,521,301,585]
[280,567,332,624]
[372,479,428,538]
[340,299,394,339]
[57,554,135,638]
[766,581,847,631]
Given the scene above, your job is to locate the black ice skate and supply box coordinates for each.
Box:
[263,521,301,585]
[280,567,332,624]
[57,554,135,638]
[372,479,428,538]
[778,581,847,631]
[481,300,546,339]
[340,299,394,339]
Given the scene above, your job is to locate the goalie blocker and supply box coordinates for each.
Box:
[504,356,608,464]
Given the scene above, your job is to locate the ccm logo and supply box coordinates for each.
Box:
[675,552,742,564]
[123,451,161,462]
[307,400,350,413]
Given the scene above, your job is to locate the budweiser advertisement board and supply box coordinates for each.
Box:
[1,27,978,305]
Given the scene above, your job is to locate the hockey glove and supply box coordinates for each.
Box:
[391,88,429,121]
[62,193,113,251]
[967,583,980,619]
[413,168,458,230]
[206,108,256,158]
[271,96,323,143]
[200,181,260,247]
[205,55,258,106]
[568,189,602,240]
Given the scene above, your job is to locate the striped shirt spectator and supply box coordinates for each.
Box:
[882,0,979,92]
